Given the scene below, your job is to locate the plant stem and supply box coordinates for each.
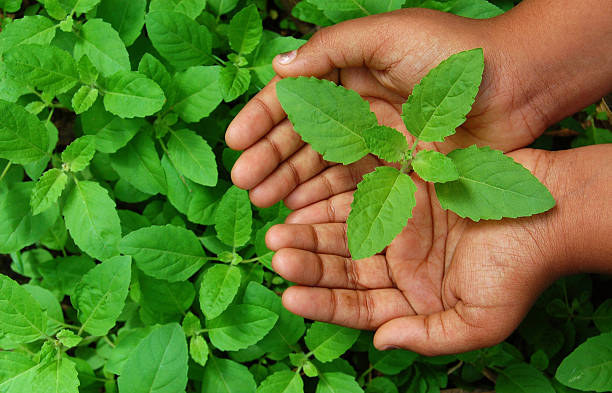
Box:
[357,365,374,382]
[447,360,464,375]
[0,161,12,183]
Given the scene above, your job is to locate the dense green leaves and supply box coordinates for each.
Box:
[202,356,257,393]
[73,19,130,76]
[435,146,556,220]
[72,256,131,336]
[0,274,46,344]
[96,0,146,46]
[199,264,241,320]
[229,4,263,55]
[118,324,188,393]
[555,332,612,392]
[168,129,218,186]
[61,135,96,172]
[0,100,51,164]
[220,65,251,102]
[32,357,80,393]
[207,304,278,351]
[305,0,404,23]
[63,180,121,260]
[149,0,207,19]
[305,322,360,363]
[277,77,377,164]
[102,71,165,118]
[72,85,99,114]
[402,48,484,142]
[120,225,207,281]
[412,149,459,183]
[257,370,303,393]
[214,186,253,248]
[317,372,364,393]
[347,167,417,260]
[146,11,212,70]
[496,364,555,393]
[170,65,223,122]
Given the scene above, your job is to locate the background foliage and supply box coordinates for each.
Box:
[0,0,611,392]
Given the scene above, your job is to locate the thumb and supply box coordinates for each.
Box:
[373,305,513,356]
[272,18,390,78]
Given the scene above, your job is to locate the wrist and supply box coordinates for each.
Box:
[488,0,612,132]
[528,146,612,277]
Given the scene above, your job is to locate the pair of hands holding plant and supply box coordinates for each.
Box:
[225,0,612,355]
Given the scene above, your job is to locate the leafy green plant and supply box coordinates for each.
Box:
[0,1,610,393]
[277,48,555,259]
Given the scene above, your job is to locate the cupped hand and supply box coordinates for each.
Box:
[265,148,567,356]
[226,8,549,208]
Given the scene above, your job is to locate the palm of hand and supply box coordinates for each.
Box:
[268,153,554,355]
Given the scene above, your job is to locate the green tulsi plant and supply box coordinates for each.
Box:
[0,1,610,393]
[276,48,556,260]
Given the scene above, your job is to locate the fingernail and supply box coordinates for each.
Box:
[276,50,297,65]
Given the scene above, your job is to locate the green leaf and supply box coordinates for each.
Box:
[120,224,207,282]
[4,44,78,95]
[96,0,146,46]
[0,100,50,164]
[72,256,131,336]
[71,85,98,114]
[594,299,612,333]
[305,322,360,363]
[243,282,306,353]
[291,2,333,26]
[228,4,262,55]
[168,129,218,186]
[0,182,56,253]
[250,33,305,85]
[30,169,68,215]
[31,357,80,393]
[61,135,96,172]
[110,130,167,195]
[81,99,143,154]
[202,356,256,393]
[187,183,225,225]
[137,272,195,316]
[38,256,96,297]
[62,0,100,13]
[23,284,64,335]
[362,125,409,163]
[161,154,192,214]
[146,11,212,70]
[63,180,122,260]
[105,326,155,375]
[138,53,172,93]
[149,0,207,19]
[555,332,612,392]
[207,0,239,15]
[190,335,209,367]
[347,166,417,260]
[257,370,303,393]
[0,0,21,13]
[207,304,278,351]
[102,71,165,118]
[170,65,223,122]
[0,274,46,344]
[317,372,363,393]
[220,65,251,102]
[366,377,398,393]
[0,351,37,390]
[495,363,554,393]
[368,346,418,375]
[307,0,404,23]
[401,48,484,142]
[277,77,377,164]
[434,146,556,221]
[118,323,188,393]
[412,149,459,183]
[214,186,252,248]
[0,15,56,56]
[74,19,130,76]
[77,55,99,85]
[56,329,82,348]
[199,264,241,320]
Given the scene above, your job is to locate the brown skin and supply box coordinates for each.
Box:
[225,0,612,354]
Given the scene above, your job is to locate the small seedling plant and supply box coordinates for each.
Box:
[277,48,556,260]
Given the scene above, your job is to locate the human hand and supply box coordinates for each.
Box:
[265,145,612,355]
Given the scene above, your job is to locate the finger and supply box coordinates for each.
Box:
[225,76,285,151]
[285,191,353,225]
[249,144,331,208]
[231,119,304,190]
[283,155,380,210]
[373,302,511,356]
[266,223,349,257]
[282,286,414,330]
[273,15,397,78]
[272,248,393,289]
